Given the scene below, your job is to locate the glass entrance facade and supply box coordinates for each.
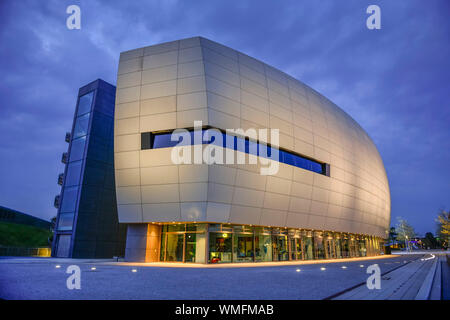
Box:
[157,223,382,264]
[272,228,289,261]
[254,227,272,262]
[160,224,206,263]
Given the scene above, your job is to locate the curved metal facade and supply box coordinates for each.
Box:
[114,37,390,239]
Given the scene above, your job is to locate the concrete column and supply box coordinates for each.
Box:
[146,224,161,262]
[365,236,371,256]
[124,224,162,262]
[125,224,148,262]
[371,237,376,255]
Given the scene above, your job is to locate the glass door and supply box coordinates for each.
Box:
[349,237,358,257]
[209,232,232,263]
[184,232,206,263]
[296,238,303,260]
[255,233,272,262]
[233,233,254,262]
[359,239,367,257]
[341,236,350,258]
[302,234,314,260]
[314,232,325,259]
[184,233,197,263]
[325,234,335,259]
[290,238,296,260]
[290,238,302,260]
[334,235,342,259]
[272,236,288,261]
[165,233,184,262]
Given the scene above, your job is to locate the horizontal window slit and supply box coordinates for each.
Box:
[141,128,329,176]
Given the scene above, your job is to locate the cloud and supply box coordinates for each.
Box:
[0,0,448,235]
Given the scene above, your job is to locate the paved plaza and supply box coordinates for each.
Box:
[2,253,446,300]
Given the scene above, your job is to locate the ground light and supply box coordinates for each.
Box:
[91,267,96,271]
[341,266,347,269]
[296,269,301,272]
[55,265,61,268]
[359,264,364,267]
[320,267,326,271]
[131,269,137,273]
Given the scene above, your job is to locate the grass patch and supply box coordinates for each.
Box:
[0,221,52,247]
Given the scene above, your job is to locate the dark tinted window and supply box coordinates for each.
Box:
[60,186,79,213]
[141,129,326,175]
[153,133,180,148]
[77,91,94,116]
[69,137,86,161]
[73,113,90,138]
[65,161,83,186]
[57,212,74,231]
[141,132,152,149]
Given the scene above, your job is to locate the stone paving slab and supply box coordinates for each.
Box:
[428,256,442,300]
[334,255,438,300]
[0,255,421,300]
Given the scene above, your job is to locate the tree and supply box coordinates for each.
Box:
[389,227,397,242]
[423,232,438,249]
[395,217,416,249]
[48,216,57,246]
[436,209,450,248]
[387,227,398,248]
[50,216,57,232]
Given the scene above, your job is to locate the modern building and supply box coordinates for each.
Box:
[52,79,126,258]
[114,37,391,263]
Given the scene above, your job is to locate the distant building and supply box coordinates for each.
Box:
[0,206,51,229]
[52,79,126,258]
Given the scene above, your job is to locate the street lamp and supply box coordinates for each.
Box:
[405,235,409,252]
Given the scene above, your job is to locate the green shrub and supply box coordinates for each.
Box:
[0,222,52,247]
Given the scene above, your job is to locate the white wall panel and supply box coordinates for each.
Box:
[115,37,390,237]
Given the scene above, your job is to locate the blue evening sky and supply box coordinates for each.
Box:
[0,0,448,235]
